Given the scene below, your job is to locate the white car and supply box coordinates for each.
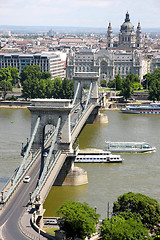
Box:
[23,176,31,183]
[44,219,57,225]
[43,152,48,157]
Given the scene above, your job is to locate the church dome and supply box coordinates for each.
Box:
[121,21,134,31]
[120,12,134,32]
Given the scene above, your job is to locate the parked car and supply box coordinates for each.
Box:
[23,176,31,183]
[44,219,57,225]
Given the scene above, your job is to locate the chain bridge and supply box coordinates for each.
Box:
[0,72,108,239]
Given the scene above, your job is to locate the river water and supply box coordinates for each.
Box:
[0,108,160,219]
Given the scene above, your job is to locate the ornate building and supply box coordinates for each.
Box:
[66,12,145,83]
[107,12,143,49]
[66,49,143,83]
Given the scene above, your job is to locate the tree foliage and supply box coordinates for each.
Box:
[143,69,160,101]
[143,73,156,89]
[20,65,74,99]
[0,67,19,100]
[100,215,149,240]
[120,77,133,100]
[113,192,160,231]
[115,74,122,90]
[100,80,106,87]
[107,73,140,98]
[107,79,115,89]
[57,200,100,240]
[126,73,140,83]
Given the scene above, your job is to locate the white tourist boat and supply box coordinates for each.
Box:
[120,104,160,114]
[75,151,123,163]
[105,141,156,153]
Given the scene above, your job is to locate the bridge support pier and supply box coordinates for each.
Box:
[54,157,88,186]
[28,99,73,152]
[73,72,99,104]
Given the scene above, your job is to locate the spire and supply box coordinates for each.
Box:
[137,22,141,31]
[136,22,142,48]
[108,22,112,33]
[125,11,130,22]
[107,22,113,48]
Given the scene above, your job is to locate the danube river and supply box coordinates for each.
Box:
[0,108,160,218]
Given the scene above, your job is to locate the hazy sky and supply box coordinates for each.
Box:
[0,0,160,28]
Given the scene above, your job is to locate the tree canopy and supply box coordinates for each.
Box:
[0,66,19,100]
[143,69,160,101]
[107,73,142,99]
[57,200,100,240]
[115,74,122,90]
[100,214,149,240]
[20,65,74,100]
[120,77,133,100]
[113,192,160,231]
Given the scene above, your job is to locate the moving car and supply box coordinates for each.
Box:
[43,152,48,157]
[23,176,31,183]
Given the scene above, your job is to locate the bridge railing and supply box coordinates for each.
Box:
[31,150,62,203]
[0,122,58,205]
[71,102,93,134]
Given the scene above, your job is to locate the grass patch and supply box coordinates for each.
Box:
[13,88,22,92]
[43,227,59,236]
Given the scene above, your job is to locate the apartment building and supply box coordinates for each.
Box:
[0,52,64,79]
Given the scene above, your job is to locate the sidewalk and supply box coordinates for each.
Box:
[19,209,49,240]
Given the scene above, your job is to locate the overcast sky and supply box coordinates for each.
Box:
[0,0,160,29]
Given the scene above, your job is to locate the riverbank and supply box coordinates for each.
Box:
[0,99,154,110]
[0,100,30,108]
[105,100,154,110]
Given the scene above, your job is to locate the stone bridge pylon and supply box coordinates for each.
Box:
[73,72,99,104]
[28,99,73,152]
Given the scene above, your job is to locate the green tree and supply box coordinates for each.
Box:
[107,79,115,89]
[42,71,52,80]
[148,79,160,101]
[62,78,74,99]
[8,66,19,86]
[20,65,42,84]
[115,74,122,90]
[20,65,74,99]
[52,77,63,98]
[126,73,140,83]
[113,192,160,231]
[21,65,52,99]
[57,201,100,240]
[100,215,149,240]
[100,80,106,87]
[143,73,156,89]
[132,82,142,90]
[0,80,12,100]
[120,77,133,100]
[0,67,16,100]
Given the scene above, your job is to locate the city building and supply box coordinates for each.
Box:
[0,52,65,79]
[151,54,160,72]
[66,48,143,83]
[66,12,146,83]
[107,12,143,49]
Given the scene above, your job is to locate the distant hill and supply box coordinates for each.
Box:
[0,25,160,34]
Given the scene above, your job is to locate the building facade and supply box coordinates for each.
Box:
[151,54,160,72]
[66,12,145,83]
[0,52,64,79]
[66,48,143,83]
[107,12,143,49]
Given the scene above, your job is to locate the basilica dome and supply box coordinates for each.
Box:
[121,21,134,31]
[120,12,134,32]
